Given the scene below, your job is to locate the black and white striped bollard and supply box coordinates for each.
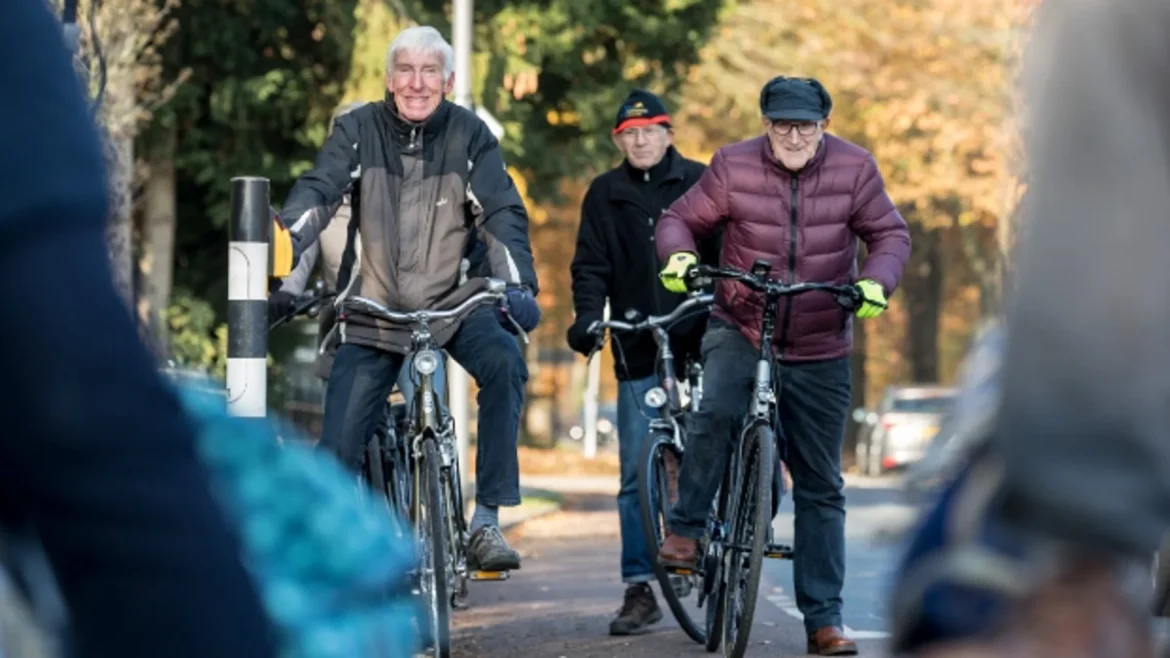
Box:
[226,176,272,417]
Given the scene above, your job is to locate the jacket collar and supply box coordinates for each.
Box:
[760,133,830,177]
[607,148,687,210]
[382,92,452,145]
[621,146,685,184]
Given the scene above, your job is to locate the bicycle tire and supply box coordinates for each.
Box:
[704,475,730,654]
[636,432,705,644]
[419,438,451,657]
[721,425,774,658]
[365,438,386,495]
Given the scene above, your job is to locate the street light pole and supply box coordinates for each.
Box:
[451,0,474,500]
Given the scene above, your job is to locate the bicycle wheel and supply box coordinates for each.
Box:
[637,431,705,644]
[721,425,774,658]
[365,438,386,495]
[704,476,730,654]
[444,444,471,609]
[418,438,451,657]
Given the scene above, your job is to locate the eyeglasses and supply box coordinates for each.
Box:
[769,121,821,137]
[617,125,668,140]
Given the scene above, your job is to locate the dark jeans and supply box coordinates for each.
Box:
[668,319,852,632]
[615,374,660,583]
[320,307,527,507]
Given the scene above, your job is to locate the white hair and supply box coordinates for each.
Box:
[385,26,454,78]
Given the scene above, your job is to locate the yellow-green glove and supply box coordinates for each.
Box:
[856,279,887,319]
[659,252,698,293]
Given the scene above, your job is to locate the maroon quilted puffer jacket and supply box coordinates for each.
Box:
[656,133,911,361]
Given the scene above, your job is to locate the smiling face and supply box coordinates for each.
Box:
[765,117,829,171]
[385,48,454,123]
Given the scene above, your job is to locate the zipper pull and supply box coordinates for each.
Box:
[410,126,418,149]
[644,170,650,182]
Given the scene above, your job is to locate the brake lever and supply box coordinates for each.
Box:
[501,306,530,345]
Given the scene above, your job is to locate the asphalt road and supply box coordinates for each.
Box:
[449,474,916,657]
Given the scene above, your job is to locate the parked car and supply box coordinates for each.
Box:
[853,385,957,476]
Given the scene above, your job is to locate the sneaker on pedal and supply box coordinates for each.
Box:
[609,583,663,636]
[466,526,521,572]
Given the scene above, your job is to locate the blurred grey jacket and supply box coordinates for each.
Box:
[993,0,1170,557]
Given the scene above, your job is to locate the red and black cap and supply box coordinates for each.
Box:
[613,89,672,134]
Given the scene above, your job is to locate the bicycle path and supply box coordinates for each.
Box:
[450,480,897,658]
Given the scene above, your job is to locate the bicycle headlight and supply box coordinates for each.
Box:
[644,386,669,409]
[413,349,440,376]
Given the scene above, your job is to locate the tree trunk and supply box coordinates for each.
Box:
[104,127,136,315]
[138,127,178,358]
[904,224,943,382]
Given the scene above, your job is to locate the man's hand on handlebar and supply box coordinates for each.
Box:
[854,279,888,319]
[267,289,297,324]
[499,286,541,335]
[659,252,698,293]
[566,316,603,356]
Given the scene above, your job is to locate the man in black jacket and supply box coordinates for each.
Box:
[566,89,719,635]
[280,26,541,572]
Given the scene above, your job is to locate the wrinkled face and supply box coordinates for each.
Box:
[765,118,828,171]
[385,49,454,123]
[613,124,673,170]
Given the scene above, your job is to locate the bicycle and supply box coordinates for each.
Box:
[336,277,528,658]
[585,292,714,644]
[661,260,870,658]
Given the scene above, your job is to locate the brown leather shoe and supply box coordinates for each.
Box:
[657,534,698,569]
[807,626,858,655]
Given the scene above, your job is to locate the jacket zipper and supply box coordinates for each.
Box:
[648,211,664,316]
[778,175,798,356]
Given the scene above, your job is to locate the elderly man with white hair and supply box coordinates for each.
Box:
[279,25,540,572]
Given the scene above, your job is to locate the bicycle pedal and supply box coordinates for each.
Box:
[664,565,697,576]
[765,543,794,560]
[468,570,510,581]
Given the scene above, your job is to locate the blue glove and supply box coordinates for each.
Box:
[502,288,541,333]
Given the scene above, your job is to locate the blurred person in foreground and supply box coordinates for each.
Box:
[279,25,540,572]
[888,1,1170,656]
[655,75,911,655]
[0,2,276,657]
[566,89,717,635]
[269,100,449,397]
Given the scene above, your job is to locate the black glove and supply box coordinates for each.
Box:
[267,290,296,324]
[566,316,602,356]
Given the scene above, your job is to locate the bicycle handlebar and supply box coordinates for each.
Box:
[338,278,529,344]
[588,292,715,336]
[685,264,882,311]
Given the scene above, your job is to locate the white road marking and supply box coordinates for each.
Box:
[766,588,891,640]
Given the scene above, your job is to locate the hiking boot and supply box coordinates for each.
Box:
[608,583,663,636]
[466,525,521,572]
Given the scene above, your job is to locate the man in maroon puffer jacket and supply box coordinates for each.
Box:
[654,75,911,655]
